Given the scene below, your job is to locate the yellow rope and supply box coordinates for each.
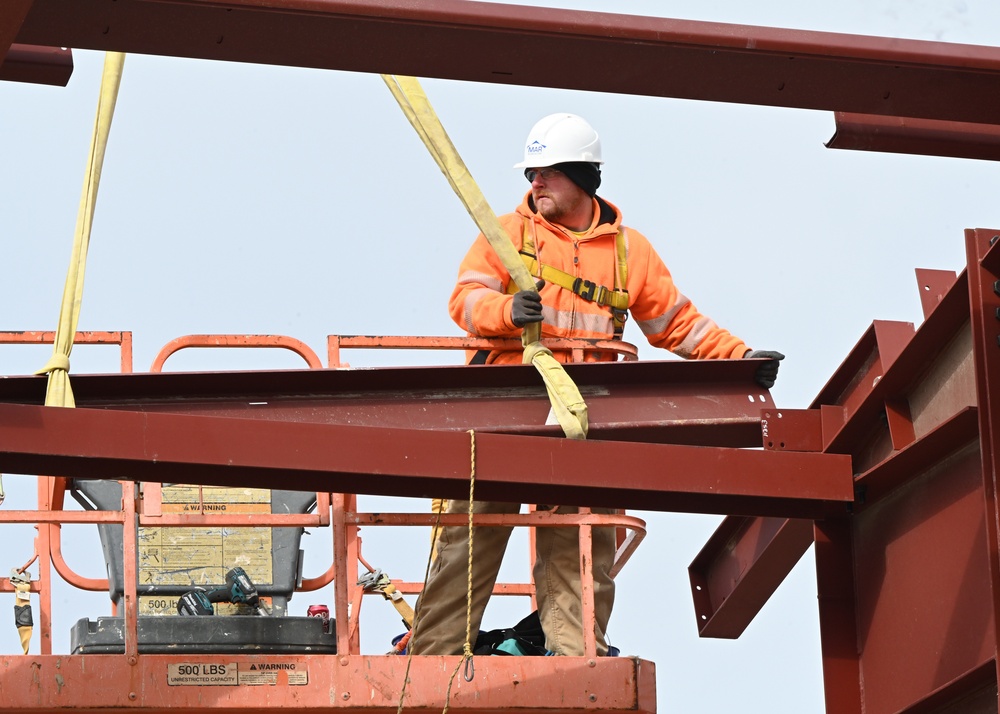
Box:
[442,429,477,713]
[396,430,478,714]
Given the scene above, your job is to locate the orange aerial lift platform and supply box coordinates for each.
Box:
[5,3,1000,714]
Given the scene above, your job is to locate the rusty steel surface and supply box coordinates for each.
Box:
[852,443,994,713]
[0,43,71,84]
[688,516,814,639]
[689,239,998,712]
[0,0,33,68]
[6,0,1000,124]
[813,519,863,714]
[0,401,853,518]
[965,227,1000,695]
[0,653,656,713]
[0,358,777,446]
[826,112,1000,162]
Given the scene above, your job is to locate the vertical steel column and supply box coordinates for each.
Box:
[964,227,1000,686]
[814,519,862,714]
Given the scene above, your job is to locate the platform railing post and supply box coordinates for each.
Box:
[578,507,597,659]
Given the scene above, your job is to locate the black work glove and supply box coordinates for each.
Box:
[743,349,785,389]
[511,281,545,327]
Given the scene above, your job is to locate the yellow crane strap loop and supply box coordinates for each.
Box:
[522,342,588,440]
[38,52,125,408]
[382,74,587,439]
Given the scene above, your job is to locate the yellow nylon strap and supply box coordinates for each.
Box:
[382,75,587,440]
[509,253,629,311]
[381,582,416,628]
[615,228,628,291]
[34,53,125,407]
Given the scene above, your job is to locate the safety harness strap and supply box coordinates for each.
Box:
[511,221,630,337]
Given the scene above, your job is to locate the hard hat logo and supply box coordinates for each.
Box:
[514,113,603,169]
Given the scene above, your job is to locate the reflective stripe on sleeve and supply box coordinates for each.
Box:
[674,316,720,359]
[637,293,690,337]
[464,287,502,333]
[458,270,503,293]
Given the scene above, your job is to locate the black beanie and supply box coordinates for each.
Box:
[552,161,602,197]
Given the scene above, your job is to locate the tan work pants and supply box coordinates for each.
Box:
[408,499,616,656]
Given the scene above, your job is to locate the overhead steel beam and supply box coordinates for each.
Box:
[0,402,854,518]
[827,113,1000,162]
[0,43,72,85]
[11,0,1000,125]
[0,0,34,70]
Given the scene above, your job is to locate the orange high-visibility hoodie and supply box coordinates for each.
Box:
[449,192,749,364]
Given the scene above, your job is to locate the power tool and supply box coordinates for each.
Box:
[177,566,265,616]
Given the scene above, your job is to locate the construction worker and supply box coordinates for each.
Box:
[408,113,784,657]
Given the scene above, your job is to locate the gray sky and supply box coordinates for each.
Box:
[3,0,1000,711]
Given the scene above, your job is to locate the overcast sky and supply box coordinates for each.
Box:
[3,1,1000,711]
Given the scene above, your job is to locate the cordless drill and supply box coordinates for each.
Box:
[177,567,262,616]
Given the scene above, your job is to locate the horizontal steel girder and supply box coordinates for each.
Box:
[0,359,780,447]
[827,113,1000,162]
[0,402,854,518]
[0,43,72,85]
[11,0,1000,125]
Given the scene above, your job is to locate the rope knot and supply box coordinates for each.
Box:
[34,354,70,375]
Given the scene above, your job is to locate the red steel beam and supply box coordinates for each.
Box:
[0,402,854,519]
[11,0,1000,125]
[0,359,780,447]
[0,0,33,69]
[689,516,815,638]
[0,43,72,85]
[827,113,1000,162]
[688,257,980,643]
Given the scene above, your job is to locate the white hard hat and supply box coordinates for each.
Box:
[513,113,603,168]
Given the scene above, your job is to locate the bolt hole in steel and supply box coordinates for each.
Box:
[748,394,755,403]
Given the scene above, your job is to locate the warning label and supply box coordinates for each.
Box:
[167,662,308,687]
[167,663,238,686]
